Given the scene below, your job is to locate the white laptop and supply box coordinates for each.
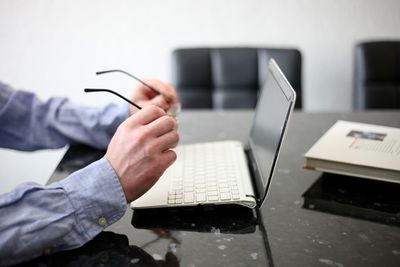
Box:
[131,59,296,209]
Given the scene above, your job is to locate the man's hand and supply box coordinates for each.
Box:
[128,79,179,115]
[105,105,179,203]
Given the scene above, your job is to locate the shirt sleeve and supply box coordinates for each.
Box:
[0,157,127,266]
[0,81,129,151]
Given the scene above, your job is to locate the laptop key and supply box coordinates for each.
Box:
[232,194,240,200]
[207,190,218,196]
[208,195,219,201]
[196,193,207,202]
[220,193,231,200]
[219,188,230,193]
[184,192,195,203]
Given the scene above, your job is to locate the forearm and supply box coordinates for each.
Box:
[0,82,128,151]
[0,158,127,266]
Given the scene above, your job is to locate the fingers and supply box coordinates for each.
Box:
[147,115,177,137]
[127,105,166,126]
[126,105,177,138]
[142,126,179,157]
[135,82,158,99]
[124,105,179,157]
[160,83,178,103]
[129,79,179,114]
[143,80,174,96]
[142,79,179,104]
[144,111,178,154]
[159,149,177,168]
[150,95,170,111]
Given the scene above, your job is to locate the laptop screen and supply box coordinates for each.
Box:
[248,59,296,206]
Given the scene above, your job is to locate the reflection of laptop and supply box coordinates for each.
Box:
[131,59,296,209]
[132,205,258,234]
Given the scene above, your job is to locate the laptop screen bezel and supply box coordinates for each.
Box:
[247,59,296,207]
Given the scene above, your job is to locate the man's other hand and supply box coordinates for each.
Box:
[105,105,179,203]
[128,79,179,115]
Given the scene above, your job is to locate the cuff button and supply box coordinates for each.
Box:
[98,216,107,226]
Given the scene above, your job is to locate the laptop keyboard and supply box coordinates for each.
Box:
[167,142,242,205]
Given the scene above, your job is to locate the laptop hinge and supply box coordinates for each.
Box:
[245,148,263,207]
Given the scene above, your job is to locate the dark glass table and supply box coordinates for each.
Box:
[20,111,400,267]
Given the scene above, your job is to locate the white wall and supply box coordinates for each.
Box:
[0,0,399,190]
[0,0,399,111]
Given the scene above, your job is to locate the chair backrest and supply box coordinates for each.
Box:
[171,47,302,109]
[354,41,400,110]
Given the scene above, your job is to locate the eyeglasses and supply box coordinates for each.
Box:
[84,69,180,116]
[84,88,142,110]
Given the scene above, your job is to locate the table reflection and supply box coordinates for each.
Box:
[131,205,258,234]
[17,231,179,267]
[17,204,268,267]
[302,173,400,227]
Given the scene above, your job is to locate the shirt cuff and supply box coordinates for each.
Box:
[0,82,14,112]
[56,158,127,242]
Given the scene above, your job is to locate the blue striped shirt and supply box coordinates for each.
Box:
[0,82,128,266]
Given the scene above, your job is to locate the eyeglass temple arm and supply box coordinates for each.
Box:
[96,69,163,96]
[84,88,142,110]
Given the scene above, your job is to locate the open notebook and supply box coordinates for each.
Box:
[131,59,296,209]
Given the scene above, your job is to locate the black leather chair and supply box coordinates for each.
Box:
[354,41,400,110]
[171,47,302,109]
